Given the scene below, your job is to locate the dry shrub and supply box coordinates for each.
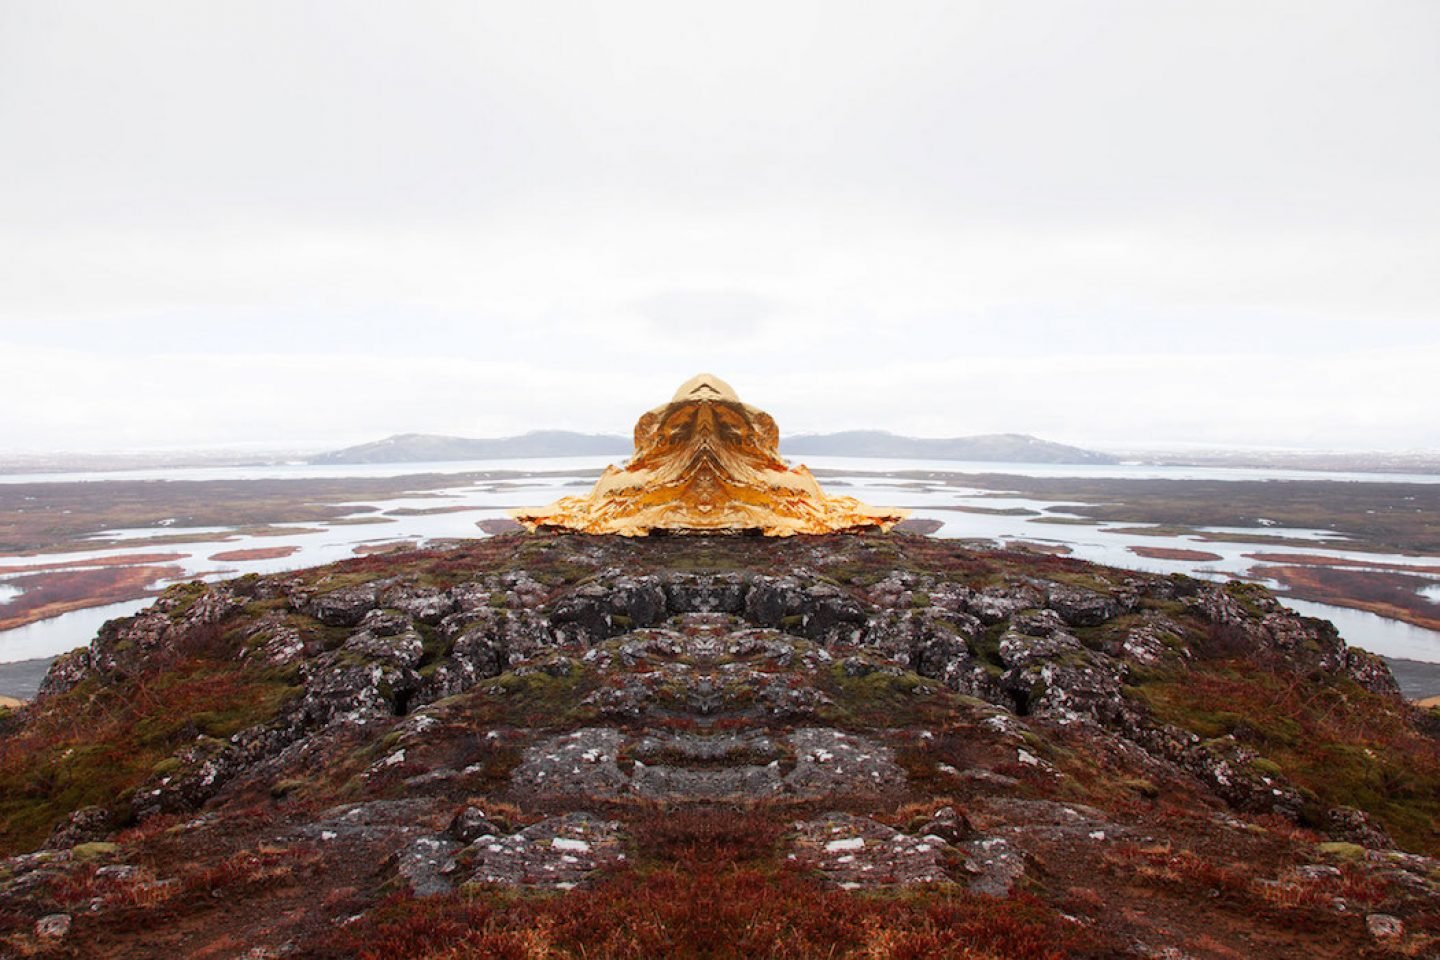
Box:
[305,872,1102,960]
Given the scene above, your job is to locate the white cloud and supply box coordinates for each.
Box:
[3,341,1436,453]
[0,1,1437,452]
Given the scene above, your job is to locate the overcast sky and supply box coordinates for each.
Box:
[1,1,1437,453]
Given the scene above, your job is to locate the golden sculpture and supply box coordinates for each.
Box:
[511,374,908,537]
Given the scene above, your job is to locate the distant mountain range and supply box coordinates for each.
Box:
[781,430,1117,464]
[311,430,1117,465]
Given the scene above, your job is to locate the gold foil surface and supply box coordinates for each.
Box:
[510,374,909,537]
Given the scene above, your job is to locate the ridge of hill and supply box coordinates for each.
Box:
[311,430,1119,465]
[0,534,1436,957]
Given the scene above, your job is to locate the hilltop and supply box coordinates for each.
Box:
[0,533,1437,958]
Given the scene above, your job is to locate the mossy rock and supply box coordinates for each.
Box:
[72,841,119,860]
[1251,757,1284,778]
[150,757,182,777]
[270,778,307,799]
[1317,841,1366,861]
[1118,777,1159,799]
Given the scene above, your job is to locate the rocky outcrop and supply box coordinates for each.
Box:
[31,537,1414,832]
[6,534,1437,960]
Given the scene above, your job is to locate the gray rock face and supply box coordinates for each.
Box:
[295,799,436,845]
[1366,913,1404,941]
[786,728,905,796]
[1326,805,1394,849]
[447,806,502,844]
[343,627,424,667]
[35,648,91,700]
[1346,648,1402,696]
[513,726,902,801]
[396,836,462,896]
[744,576,807,626]
[664,573,749,615]
[35,913,71,939]
[606,576,668,626]
[389,590,456,625]
[463,813,625,889]
[960,836,1027,896]
[631,763,783,799]
[44,806,112,850]
[1045,582,1123,627]
[512,728,630,798]
[304,585,380,627]
[966,585,1043,625]
[240,613,306,666]
[792,813,957,887]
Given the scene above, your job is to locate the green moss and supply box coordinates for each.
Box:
[1251,757,1284,778]
[968,623,1007,676]
[1223,581,1274,619]
[270,778,307,799]
[0,660,299,856]
[1118,777,1159,799]
[71,841,119,860]
[160,580,211,618]
[150,757,182,777]
[1134,660,1440,855]
[484,662,597,728]
[1317,841,1366,861]
[416,624,452,671]
[1045,571,1116,594]
[819,662,948,728]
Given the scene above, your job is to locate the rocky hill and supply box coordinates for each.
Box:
[308,430,632,464]
[781,430,1119,464]
[1,534,1438,958]
[311,430,1117,465]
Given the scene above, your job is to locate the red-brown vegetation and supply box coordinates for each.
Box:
[1127,546,1223,562]
[303,806,1109,960]
[1250,564,1440,631]
[1245,552,1440,575]
[1007,540,1073,555]
[353,540,422,556]
[1135,658,1440,853]
[0,564,184,631]
[208,546,301,562]
[0,552,188,575]
[0,633,297,853]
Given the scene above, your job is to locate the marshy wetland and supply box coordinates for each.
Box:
[2,457,1439,696]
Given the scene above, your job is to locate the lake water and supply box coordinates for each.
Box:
[3,456,1439,667]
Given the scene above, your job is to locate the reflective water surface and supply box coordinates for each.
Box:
[3,457,1438,665]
